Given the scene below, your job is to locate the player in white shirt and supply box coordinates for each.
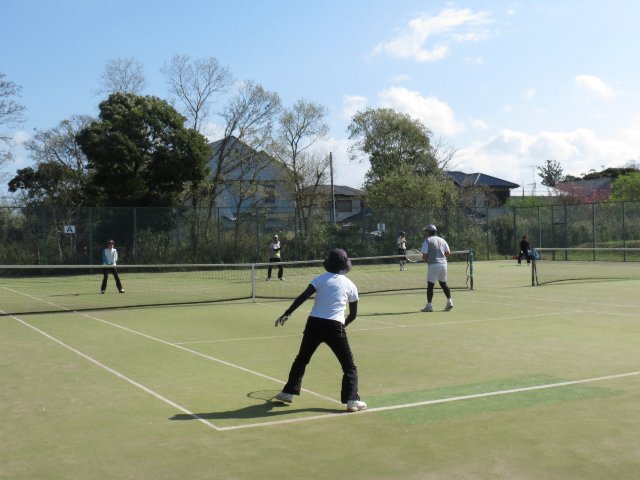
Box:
[397,231,407,271]
[273,249,367,412]
[101,239,124,294]
[266,234,284,280]
[419,224,453,312]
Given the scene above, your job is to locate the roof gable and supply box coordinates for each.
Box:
[447,171,519,189]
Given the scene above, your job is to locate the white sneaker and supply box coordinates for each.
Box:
[346,400,367,412]
[100,290,105,294]
[421,304,433,312]
[445,299,453,310]
[274,391,292,404]
[266,277,271,281]
[119,289,125,293]
[279,277,285,281]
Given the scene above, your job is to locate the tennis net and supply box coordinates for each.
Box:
[0,251,472,315]
[531,247,640,286]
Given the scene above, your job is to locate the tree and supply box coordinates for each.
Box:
[96,57,146,96]
[0,72,26,165]
[611,171,640,201]
[272,99,330,242]
[162,54,233,133]
[347,107,454,209]
[537,159,565,187]
[76,93,211,207]
[8,115,93,207]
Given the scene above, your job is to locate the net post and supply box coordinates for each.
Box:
[468,251,474,290]
[251,263,256,302]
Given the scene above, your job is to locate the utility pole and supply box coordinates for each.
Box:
[527,165,537,196]
[329,152,336,225]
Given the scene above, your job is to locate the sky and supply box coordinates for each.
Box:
[2,0,640,198]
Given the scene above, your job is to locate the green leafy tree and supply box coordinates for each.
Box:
[537,159,565,187]
[76,93,211,207]
[347,107,455,208]
[611,171,640,201]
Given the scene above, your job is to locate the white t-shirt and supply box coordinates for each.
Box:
[420,236,450,264]
[309,272,359,324]
[269,241,281,259]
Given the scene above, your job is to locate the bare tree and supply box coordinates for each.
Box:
[96,57,146,96]
[162,54,233,133]
[187,81,280,246]
[0,72,26,167]
[273,100,330,241]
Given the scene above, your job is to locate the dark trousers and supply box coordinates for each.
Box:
[518,251,531,264]
[283,317,359,403]
[267,257,283,279]
[101,268,123,291]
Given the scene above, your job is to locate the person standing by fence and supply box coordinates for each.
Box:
[101,239,124,294]
[397,231,407,271]
[266,234,284,281]
[518,235,531,265]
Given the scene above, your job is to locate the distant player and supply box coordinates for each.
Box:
[420,224,453,312]
[397,231,407,271]
[101,239,124,294]
[272,248,367,413]
[266,234,284,281]
[518,235,531,265]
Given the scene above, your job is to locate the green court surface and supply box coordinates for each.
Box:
[2,260,640,479]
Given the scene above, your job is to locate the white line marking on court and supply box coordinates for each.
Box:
[5,288,341,407]
[218,369,640,431]
[6,312,222,432]
[78,311,341,406]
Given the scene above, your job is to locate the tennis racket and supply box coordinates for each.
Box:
[404,249,424,263]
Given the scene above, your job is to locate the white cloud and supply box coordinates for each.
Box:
[524,88,536,100]
[575,74,616,99]
[372,8,491,62]
[471,118,489,130]
[377,86,464,136]
[342,95,368,121]
[455,126,639,193]
[314,136,368,189]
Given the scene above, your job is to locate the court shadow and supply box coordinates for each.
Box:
[170,390,340,422]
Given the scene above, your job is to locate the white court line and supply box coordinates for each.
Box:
[6,288,341,407]
[176,310,582,345]
[218,369,640,431]
[6,312,222,431]
[7,289,640,432]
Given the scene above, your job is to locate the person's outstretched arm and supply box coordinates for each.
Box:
[284,284,316,316]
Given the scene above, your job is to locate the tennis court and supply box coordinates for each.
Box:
[2,260,640,479]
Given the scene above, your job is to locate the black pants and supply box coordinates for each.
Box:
[518,251,531,264]
[267,257,283,279]
[101,268,123,291]
[283,317,359,404]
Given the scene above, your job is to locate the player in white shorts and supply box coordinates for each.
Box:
[420,224,453,312]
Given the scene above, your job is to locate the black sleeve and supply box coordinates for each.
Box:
[345,300,358,326]
[284,284,316,316]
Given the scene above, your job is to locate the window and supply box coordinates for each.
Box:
[264,185,276,204]
[336,199,352,212]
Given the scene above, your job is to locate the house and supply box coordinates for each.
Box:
[447,171,520,207]
[208,137,294,221]
[553,177,612,202]
[315,184,365,222]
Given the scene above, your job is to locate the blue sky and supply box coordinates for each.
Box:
[2,0,640,196]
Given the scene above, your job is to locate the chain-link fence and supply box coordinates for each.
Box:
[1,201,639,265]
